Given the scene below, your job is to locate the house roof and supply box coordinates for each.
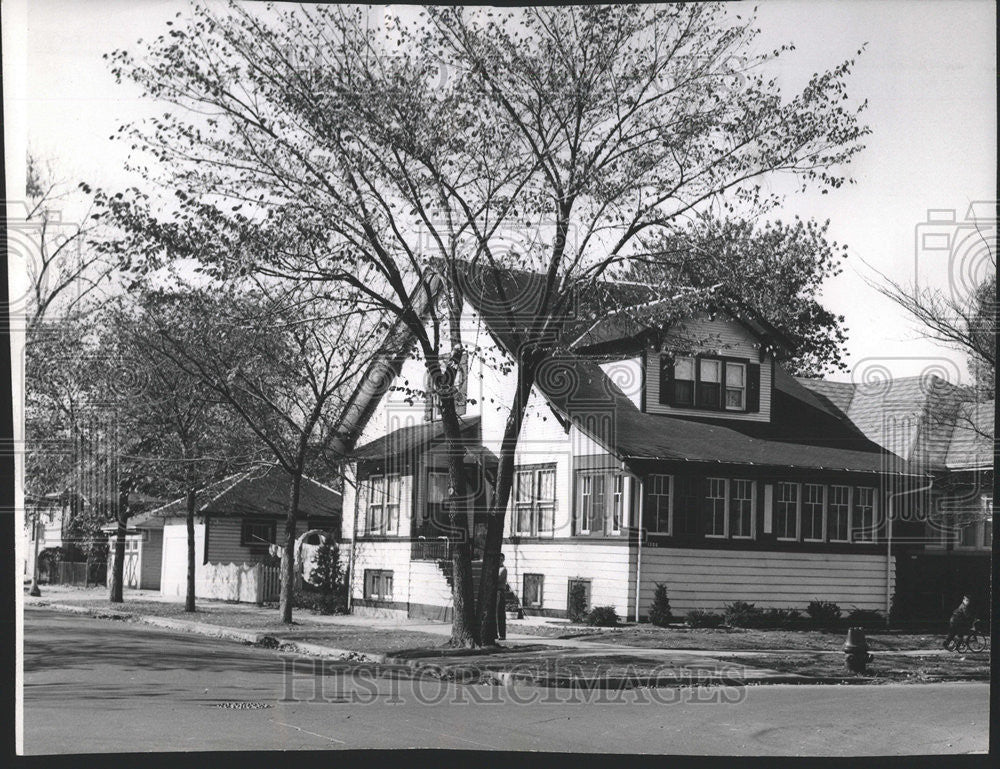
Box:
[533,357,912,474]
[945,402,994,470]
[795,374,990,473]
[123,465,342,529]
[351,416,484,461]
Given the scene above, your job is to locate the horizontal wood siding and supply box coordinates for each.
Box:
[644,316,772,422]
[638,547,894,614]
[349,540,411,606]
[505,543,632,617]
[206,517,310,564]
[408,560,453,610]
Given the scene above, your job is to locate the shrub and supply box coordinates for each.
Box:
[648,583,673,627]
[807,600,842,625]
[585,606,619,627]
[567,581,589,622]
[724,600,763,628]
[847,608,885,628]
[686,609,724,628]
[292,587,346,615]
[758,608,802,629]
[309,536,341,594]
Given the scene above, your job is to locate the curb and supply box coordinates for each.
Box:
[28,601,991,688]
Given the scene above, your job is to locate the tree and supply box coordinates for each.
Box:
[633,215,850,377]
[105,2,869,644]
[100,293,263,609]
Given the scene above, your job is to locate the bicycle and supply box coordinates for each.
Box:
[945,619,989,653]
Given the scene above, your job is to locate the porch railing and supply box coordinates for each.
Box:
[411,537,450,561]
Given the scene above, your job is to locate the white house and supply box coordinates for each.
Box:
[338,265,924,621]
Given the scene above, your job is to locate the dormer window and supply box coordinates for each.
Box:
[659,354,759,413]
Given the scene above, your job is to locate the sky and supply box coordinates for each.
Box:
[4,0,997,384]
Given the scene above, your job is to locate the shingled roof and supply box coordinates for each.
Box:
[129,465,341,527]
[351,416,482,460]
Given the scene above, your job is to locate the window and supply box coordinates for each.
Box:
[705,478,728,537]
[828,485,850,542]
[579,472,604,534]
[365,473,402,535]
[852,487,876,543]
[725,362,746,410]
[513,465,556,537]
[673,356,695,406]
[643,474,672,534]
[241,520,276,549]
[776,483,799,540]
[802,484,825,541]
[523,573,544,609]
[698,359,722,409]
[612,475,624,534]
[660,355,759,413]
[673,475,700,535]
[730,479,755,539]
[363,569,393,601]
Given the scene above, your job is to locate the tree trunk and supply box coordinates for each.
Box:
[279,470,303,624]
[185,487,197,612]
[109,485,130,603]
[478,363,536,645]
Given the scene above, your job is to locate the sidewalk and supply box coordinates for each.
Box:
[25,586,986,687]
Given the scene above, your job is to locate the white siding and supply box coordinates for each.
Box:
[645,315,772,422]
[638,547,895,614]
[349,539,412,618]
[505,542,632,618]
[160,522,206,599]
[207,517,309,564]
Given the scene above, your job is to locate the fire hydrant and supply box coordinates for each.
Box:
[844,627,873,674]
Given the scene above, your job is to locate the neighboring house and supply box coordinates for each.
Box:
[798,376,993,619]
[24,491,75,581]
[338,266,922,621]
[103,465,342,602]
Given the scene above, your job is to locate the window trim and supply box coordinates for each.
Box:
[512,464,557,537]
[643,473,674,535]
[729,479,756,540]
[852,486,877,544]
[828,484,851,543]
[567,578,592,615]
[776,482,801,542]
[363,569,394,602]
[802,483,826,542]
[241,519,277,549]
[705,477,729,538]
[365,472,403,536]
[662,354,754,413]
[523,573,544,609]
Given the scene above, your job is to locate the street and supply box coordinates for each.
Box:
[21,607,988,755]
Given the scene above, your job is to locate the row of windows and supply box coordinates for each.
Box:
[642,476,879,543]
[659,355,760,413]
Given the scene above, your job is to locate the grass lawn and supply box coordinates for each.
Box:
[512,622,949,652]
[727,650,991,683]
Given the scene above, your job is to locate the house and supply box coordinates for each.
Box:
[797,376,993,619]
[338,266,924,621]
[103,465,342,602]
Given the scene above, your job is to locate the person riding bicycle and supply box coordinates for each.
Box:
[943,595,974,649]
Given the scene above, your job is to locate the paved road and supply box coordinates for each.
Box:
[22,608,988,755]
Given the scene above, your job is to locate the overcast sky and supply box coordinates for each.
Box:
[4,0,996,384]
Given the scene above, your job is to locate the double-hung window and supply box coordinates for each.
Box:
[579,473,604,534]
[662,355,756,412]
[698,359,722,409]
[612,475,624,534]
[852,487,876,543]
[705,478,728,537]
[673,356,696,406]
[828,485,850,542]
[725,362,746,410]
[513,465,556,537]
[802,484,825,541]
[576,470,628,536]
[523,574,544,609]
[643,474,672,534]
[775,482,800,540]
[365,474,401,535]
[730,479,755,539]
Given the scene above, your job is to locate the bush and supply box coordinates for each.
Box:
[757,608,802,629]
[847,608,885,629]
[309,536,341,594]
[585,606,619,627]
[686,609,724,628]
[648,583,673,627]
[724,600,763,628]
[567,581,589,622]
[292,588,346,615]
[807,600,842,625]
